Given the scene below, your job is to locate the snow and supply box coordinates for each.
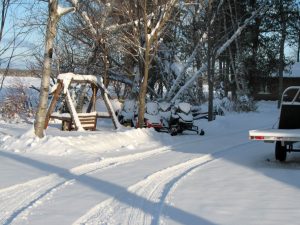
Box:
[2,96,300,224]
[146,102,159,115]
[177,102,191,114]
[65,89,84,131]
[57,6,75,17]
[0,76,40,89]
[284,62,300,77]
[57,73,100,94]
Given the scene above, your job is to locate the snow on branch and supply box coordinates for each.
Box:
[165,0,224,101]
[82,11,97,36]
[69,0,78,7]
[149,0,177,43]
[57,6,75,17]
[171,64,207,103]
[170,3,269,103]
[215,4,268,57]
[165,40,203,100]
[67,0,97,36]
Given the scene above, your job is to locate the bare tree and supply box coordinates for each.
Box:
[116,0,177,128]
[0,0,19,90]
[170,3,268,104]
[0,0,11,42]
[34,0,74,138]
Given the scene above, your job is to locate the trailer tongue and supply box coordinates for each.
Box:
[249,86,300,162]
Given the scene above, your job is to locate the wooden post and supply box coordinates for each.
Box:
[99,85,120,129]
[44,81,63,129]
[92,85,98,112]
[87,84,98,113]
[65,89,84,131]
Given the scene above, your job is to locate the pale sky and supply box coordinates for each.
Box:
[1,1,299,69]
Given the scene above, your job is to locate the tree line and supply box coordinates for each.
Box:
[0,0,299,138]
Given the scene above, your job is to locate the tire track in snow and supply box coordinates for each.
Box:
[0,146,172,225]
[73,141,255,225]
[0,130,209,225]
[0,123,266,225]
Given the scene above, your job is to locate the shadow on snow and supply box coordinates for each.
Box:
[0,150,217,225]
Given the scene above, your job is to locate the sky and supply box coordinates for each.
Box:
[1,1,299,70]
[0,1,47,69]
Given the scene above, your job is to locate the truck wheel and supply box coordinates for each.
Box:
[275,141,287,162]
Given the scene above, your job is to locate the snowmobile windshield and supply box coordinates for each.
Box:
[178,102,191,114]
[146,102,159,115]
[123,100,135,113]
[158,102,171,111]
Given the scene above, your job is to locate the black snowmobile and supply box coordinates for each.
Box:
[169,102,205,136]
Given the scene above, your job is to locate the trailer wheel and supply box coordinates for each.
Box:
[275,141,287,162]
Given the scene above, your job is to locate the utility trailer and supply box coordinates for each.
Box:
[249,86,300,162]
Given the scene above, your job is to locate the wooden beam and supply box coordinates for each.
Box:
[44,82,63,129]
[65,89,84,131]
[99,86,118,129]
[86,84,98,113]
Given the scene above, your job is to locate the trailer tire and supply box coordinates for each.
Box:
[275,141,287,162]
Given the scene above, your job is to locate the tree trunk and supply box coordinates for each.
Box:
[34,1,74,137]
[278,29,286,108]
[297,32,300,63]
[0,0,10,43]
[137,39,150,128]
[278,0,286,108]
[208,47,215,121]
[207,1,214,122]
[34,1,60,138]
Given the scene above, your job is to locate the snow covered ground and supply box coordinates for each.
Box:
[1,100,300,225]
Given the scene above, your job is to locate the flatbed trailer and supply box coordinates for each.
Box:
[249,86,300,161]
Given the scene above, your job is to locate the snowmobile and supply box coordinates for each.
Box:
[137,101,163,131]
[117,99,137,127]
[169,102,204,136]
[158,101,172,131]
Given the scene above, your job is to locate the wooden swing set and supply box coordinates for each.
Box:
[44,73,120,131]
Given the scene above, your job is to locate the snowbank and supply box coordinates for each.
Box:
[0,126,173,157]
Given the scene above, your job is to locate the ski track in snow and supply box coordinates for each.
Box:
[73,141,254,225]
[0,134,214,225]
[0,146,172,225]
[0,121,272,225]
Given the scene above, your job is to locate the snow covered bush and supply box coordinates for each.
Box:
[0,79,37,122]
[213,97,233,115]
[233,94,257,112]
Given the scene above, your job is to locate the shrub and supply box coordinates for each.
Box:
[0,79,37,122]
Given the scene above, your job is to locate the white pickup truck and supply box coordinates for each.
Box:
[249,86,300,162]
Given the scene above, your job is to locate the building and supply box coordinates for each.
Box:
[251,62,300,101]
